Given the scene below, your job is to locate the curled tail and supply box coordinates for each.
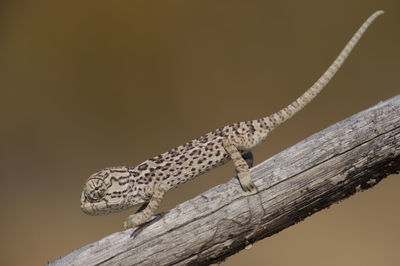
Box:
[258,10,384,134]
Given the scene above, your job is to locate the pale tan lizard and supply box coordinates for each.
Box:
[81,11,384,229]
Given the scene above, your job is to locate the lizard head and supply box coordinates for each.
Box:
[80,167,146,215]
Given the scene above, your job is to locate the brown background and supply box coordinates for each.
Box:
[1,1,399,265]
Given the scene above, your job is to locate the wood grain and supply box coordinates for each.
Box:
[49,94,400,266]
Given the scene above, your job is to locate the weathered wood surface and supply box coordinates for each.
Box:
[49,95,400,266]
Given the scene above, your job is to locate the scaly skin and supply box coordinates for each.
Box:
[80,11,384,229]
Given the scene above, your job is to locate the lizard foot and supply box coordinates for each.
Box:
[238,172,255,192]
[124,213,146,229]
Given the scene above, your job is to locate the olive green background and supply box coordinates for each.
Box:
[1,1,399,265]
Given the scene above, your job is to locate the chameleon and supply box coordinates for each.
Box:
[81,11,384,229]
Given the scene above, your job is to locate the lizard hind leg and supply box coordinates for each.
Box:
[123,182,167,229]
[223,139,255,192]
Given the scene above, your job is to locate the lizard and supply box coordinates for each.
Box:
[80,11,384,229]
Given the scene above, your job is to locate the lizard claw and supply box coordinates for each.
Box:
[123,221,130,229]
[238,172,255,192]
[242,180,255,192]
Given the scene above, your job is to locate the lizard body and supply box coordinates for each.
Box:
[81,11,383,229]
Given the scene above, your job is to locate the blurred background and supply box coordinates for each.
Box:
[0,1,399,265]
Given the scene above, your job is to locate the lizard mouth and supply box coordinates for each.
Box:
[80,191,117,215]
[80,192,107,215]
[80,191,133,215]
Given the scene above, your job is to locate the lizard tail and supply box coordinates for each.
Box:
[259,10,384,133]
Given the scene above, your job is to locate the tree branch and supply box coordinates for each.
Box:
[49,95,400,266]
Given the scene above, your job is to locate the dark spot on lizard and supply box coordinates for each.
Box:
[138,164,148,171]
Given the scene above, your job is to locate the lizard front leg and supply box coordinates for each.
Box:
[124,183,167,229]
[223,139,255,192]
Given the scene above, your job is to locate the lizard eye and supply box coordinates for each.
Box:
[84,178,107,202]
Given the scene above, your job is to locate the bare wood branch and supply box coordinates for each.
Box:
[49,95,400,266]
